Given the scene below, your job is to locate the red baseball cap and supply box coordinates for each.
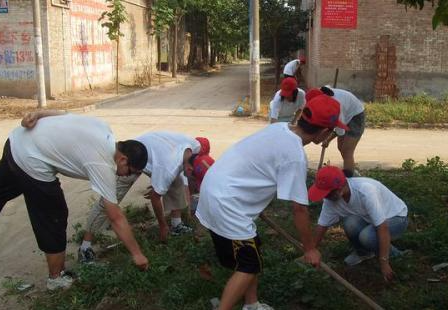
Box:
[305,88,323,102]
[301,95,349,130]
[193,154,215,190]
[280,77,297,97]
[308,166,347,202]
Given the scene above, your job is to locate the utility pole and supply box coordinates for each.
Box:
[249,0,260,113]
[32,0,47,108]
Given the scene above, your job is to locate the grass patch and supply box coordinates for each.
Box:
[365,93,448,127]
[29,158,448,309]
[252,79,448,127]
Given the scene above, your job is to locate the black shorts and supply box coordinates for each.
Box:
[210,230,263,274]
[0,140,68,254]
[345,112,365,138]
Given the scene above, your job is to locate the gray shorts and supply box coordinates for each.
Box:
[86,174,187,233]
[346,111,365,138]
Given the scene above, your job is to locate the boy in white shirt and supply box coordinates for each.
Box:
[306,87,365,177]
[309,166,408,282]
[0,111,149,290]
[78,132,210,263]
[269,77,306,124]
[196,95,348,310]
[283,55,306,83]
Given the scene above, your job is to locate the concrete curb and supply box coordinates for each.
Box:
[70,76,188,113]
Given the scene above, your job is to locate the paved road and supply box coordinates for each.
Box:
[0,64,447,305]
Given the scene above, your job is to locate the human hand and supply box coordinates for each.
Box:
[303,248,321,268]
[380,261,394,282]
[133,253,149,271]
[21,111,40,129]
[159,224,169,243]
[321,140,330,148]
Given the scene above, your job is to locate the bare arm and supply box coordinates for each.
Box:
[377,221,394,281]
[21,110,66,128]
[292,202,321,267]
[144,187,169,242]
[103,199,148,270]
[314,224,329,248]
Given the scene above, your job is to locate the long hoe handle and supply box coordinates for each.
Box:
[259,213,384,310]
[318,146,326,170]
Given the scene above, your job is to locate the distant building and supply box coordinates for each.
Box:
[0,0,156,98]
[303,0,448,100]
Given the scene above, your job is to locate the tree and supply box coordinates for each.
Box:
[260,0,306,87]
[153,0,195,78]
[99,0,128,94]
[397,0,448,29]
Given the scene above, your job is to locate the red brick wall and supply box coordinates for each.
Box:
[307,0,448,98]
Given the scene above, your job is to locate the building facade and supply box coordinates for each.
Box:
[305,0,448,100]
[0,0,156,98]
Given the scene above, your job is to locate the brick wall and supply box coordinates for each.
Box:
[307,0,448,99]
[0,0,37,98]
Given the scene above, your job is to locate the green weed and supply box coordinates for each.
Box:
[29,157,448,309]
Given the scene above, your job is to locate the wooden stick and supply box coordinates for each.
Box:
[333,68,339,88]
[318,146,326,170]
[259,213,384,310]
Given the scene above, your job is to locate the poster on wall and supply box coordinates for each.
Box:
[321,0,357,29]
[0,0,8,13]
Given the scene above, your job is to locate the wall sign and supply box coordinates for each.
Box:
[321,0,357,29]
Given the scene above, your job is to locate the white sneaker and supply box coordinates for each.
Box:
[46,271,74,291]
[242,302,274,310]
[344,251,375,266]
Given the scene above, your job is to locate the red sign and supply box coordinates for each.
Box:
[321,0,357,29]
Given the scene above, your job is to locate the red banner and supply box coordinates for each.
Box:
[321,0,357,29]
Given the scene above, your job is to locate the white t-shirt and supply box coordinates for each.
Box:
[196,123,309,240]
[9,114,118,203]
[329,88,365,136]
[318,177,408,227]
[135,132,200,195]
[269,88,306,123]
[283,59,300,76]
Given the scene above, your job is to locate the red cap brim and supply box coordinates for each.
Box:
[308,184,331,202]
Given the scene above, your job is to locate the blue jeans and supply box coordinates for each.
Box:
[342,215,408,256]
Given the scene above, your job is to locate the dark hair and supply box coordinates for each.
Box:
[117,140,148,171]
[281,88,298,102]
[297,107,327,134]
[320,86,334,96]
[188,154,198,166]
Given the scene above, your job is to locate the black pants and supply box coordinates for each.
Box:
[0,140,68,253]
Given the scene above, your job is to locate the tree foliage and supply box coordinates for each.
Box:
[99,0,128,93]
[260,0,306,60]
[99,0,128,40]
[397,0,448,29]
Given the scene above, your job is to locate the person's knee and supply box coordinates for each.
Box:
[343,216,364,237]
[358,228,377,251]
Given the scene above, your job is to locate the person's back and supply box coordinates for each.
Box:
[9,114,116,182]
[320,177,408,227]
[135,131,201,193]
[330,88,364,126]
[197,122,308,240]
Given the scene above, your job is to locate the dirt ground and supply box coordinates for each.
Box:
[0,63,447,309]
[0,73,182,120]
